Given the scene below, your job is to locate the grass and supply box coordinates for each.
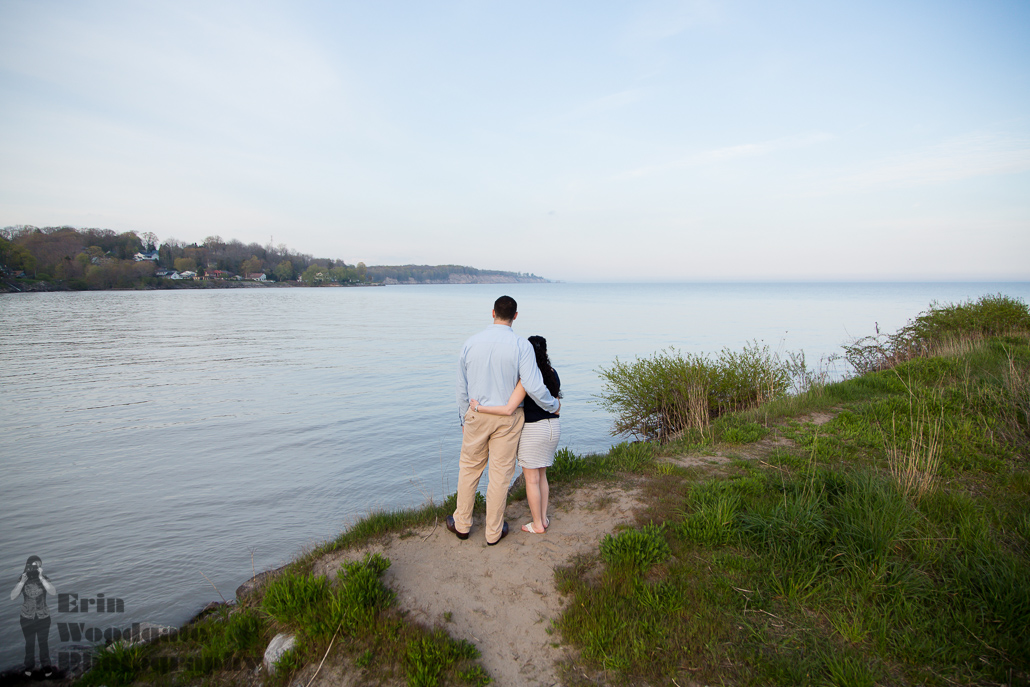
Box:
[75,552,487,686]
[554,297,1030,686]
[595,341,796,442]
[71,294,1030,686]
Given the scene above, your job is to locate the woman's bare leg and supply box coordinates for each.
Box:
[524,468,546,532]
[540,467,549,528]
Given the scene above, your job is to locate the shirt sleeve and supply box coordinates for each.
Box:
[456,344,470,425]
[517,340,559,413]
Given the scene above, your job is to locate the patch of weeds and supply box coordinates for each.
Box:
[716,419,767,444]
[441,490,486,515]
[405,631,480,687]
[604,441,656,472]
[262,570,332,626]
[654,461,675,476]
[323,499,448,553]
[824,651,879,687]
[272,643,304,676]
[190,608,267,674]
[77,643,149,687]
[459,664,492,686]
[555,554,597,595]
[829,607,869,645]
[600,522,671,571]
[354,648,374,667]
[675,481,742,546]
[765,448,806,469]
[550,446,592,480]
[634,580,684,615]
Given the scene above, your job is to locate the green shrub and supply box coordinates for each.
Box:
[550,446,590,479]
[597,342,792,442]
[596,347,712,441]
[907,294,1030,340]
[843,295,1030,374]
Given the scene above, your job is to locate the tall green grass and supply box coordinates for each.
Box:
[842,294,1030,374]
[596,341,795,442]
[559,305,1030,686]
[559,462,1030,684]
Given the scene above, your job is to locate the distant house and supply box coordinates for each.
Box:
[134,250,159,262]
[245,273,267,281]
[156,269,176,278]
[206,270,232,279]
[178,270,198,279]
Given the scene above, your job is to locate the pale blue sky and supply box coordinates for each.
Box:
[1,1,1028,281]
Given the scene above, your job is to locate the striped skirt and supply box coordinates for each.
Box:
[517,418,561,469]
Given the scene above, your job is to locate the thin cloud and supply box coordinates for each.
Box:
[824,133,1030,192]
[623,131,834,178]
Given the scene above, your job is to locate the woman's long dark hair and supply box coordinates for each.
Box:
[529,336,561,399]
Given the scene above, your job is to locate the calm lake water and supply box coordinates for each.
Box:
[1,282,1028,667]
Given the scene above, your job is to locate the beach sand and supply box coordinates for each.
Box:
[308,481,645,686]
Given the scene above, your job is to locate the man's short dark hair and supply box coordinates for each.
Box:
[494,295,517,322]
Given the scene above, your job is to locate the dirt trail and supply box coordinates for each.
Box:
[311,483,644,686]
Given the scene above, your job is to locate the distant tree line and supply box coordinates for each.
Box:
[365,264,542,282]
[0,225,366,289]
[0,226,158,289]
[0,225,537,290]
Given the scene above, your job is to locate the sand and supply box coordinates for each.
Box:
[310,481,645,686]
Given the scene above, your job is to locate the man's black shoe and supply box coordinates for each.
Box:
[487,521,509,546]
[446,516,469,540]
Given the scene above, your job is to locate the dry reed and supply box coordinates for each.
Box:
[886,412,942,500]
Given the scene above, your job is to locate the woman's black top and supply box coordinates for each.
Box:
[523,369,560,424]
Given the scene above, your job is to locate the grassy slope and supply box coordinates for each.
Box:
[556,335,1030,686]
[73,300,1030,687]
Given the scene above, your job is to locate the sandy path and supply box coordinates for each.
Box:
[313,482,644,686]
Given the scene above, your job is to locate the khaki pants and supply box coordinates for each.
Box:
[453,408,525,542]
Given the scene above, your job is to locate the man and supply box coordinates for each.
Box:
[448,295,560,545]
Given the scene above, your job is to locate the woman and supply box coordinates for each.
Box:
[10,555,56,677]
[470,335,561,535]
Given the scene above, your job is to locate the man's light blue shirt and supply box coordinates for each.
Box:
[457,324,559,425]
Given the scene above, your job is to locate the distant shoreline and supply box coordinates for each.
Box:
[0,276,549,294]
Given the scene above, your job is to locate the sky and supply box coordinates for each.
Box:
[1,1,1028,282]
